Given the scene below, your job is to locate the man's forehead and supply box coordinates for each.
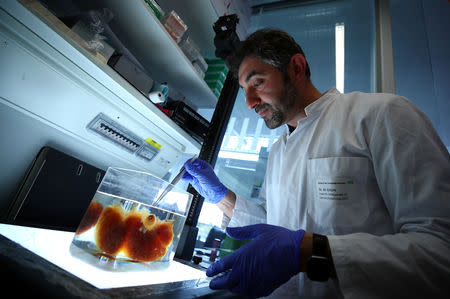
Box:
[238,56,267,84]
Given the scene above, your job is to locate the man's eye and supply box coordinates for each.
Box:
[254,79,263,88]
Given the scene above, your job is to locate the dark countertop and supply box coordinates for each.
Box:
[0,233,243,298]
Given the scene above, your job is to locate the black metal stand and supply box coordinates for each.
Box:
[175,15,241,262]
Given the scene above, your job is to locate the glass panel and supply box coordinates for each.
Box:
[214,88,285,202]
[194,0,376,268]
[251,0,376,93]
[390,0,450,150]
[194,89,284,268]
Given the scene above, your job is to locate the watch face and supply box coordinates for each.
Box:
[307,256,330,282]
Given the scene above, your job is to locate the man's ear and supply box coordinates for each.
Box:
[288,54,307,83]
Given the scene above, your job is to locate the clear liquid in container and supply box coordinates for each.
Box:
[71,191,186,270]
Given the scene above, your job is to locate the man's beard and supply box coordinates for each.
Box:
[257,81,298,129]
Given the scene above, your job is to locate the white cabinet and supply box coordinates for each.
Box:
[0,0,210,213]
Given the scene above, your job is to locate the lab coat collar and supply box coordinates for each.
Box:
[283,88,340,136]
[304,87,340,117]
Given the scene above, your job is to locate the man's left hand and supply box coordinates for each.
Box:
[206,224,305,298]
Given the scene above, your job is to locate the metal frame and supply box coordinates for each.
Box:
[175,71,240,261]
[375,0,395,93]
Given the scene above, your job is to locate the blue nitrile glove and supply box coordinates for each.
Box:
[206,224,305,298]
[182,158,228,203]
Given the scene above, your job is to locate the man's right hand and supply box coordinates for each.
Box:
[182,158,228,203]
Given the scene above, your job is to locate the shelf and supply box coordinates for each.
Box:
[157,0,219,59]
[93,0,218,109]
[3,0,202,154]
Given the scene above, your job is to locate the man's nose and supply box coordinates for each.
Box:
[246,88,260,110]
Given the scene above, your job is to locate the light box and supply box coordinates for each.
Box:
[0,224,206,289]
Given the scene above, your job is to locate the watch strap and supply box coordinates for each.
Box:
[307,233,331,281]
[312,233,328,257]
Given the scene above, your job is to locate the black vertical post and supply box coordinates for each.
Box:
[175,70,239,261]
[188,71,240,227]
[175,15,241,261]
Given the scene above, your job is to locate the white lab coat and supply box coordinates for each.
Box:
[227,88,450,298]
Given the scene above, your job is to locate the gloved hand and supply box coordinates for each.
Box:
[206,224,305,298]
[181,158,228,203]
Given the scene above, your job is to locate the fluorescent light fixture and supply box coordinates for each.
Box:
[218,151,260,161]
[224,165,256,172]
[335,23,345,93]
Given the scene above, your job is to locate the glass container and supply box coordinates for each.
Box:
[70,167,193,271]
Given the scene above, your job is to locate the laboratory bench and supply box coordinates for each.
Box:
[0,224,243,298]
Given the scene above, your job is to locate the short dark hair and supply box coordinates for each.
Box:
[228,28,311,80]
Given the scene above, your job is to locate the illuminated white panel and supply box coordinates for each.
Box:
[0,224,206,289]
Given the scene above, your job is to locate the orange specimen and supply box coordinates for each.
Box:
[144,214,156,228]
[93,204,174,262]
[122,211,174,262]
[154,222,174,247]
[94,206,127,255]
[76,201,103,235]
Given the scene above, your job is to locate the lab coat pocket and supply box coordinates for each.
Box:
[307,157,370,229]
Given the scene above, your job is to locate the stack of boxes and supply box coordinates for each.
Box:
[179,37,208,78]
[144,0,188,44]
[204,59,228,98]
[144,1,208,79]
[144,1,228,99]
[160,11,188,44]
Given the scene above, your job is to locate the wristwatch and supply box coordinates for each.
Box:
[306,234,331,281]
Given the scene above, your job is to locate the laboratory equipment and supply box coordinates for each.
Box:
[154,155,197,207]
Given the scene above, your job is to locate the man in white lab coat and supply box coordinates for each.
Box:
[182,29,450,298]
